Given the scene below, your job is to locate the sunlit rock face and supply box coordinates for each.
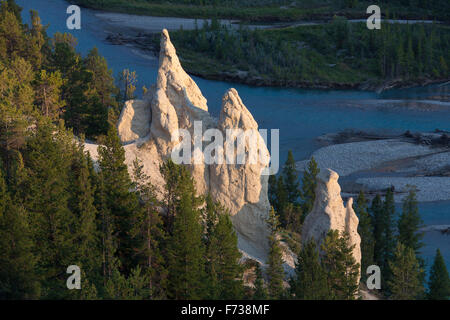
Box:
[301,169,362,283]
[113,29,270,263]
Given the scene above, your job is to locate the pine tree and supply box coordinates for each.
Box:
[372,188,397,287]
[98,125,140,273]
[205,208,243,299]
[388,242,424,300]
[118,69,137,102]
[354,191,374,280]
[321,230,360,300]
[83,47,118,110]
[0,58,34,180]
[291,239,329,300]
[160,159,186,234]
[21,120,78,299]
[96,170,117,282]
[35,69,65,120]
[132,158,167,299]
[383,188,397,268]
[68,143,101,284]
[284,203,302,233]
[300,157,319,220]
[427,249,450,300]
[370,194,384,267]
[105,266,150,300]
[398,187,424,255]
[27,10,47,70]
[0,170,40,299]
[0,2,26,59]
[266,207,285,299]
[253,264,268,300]
[165,161,205,299]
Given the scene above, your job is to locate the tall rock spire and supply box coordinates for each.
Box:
[301,169,362,282]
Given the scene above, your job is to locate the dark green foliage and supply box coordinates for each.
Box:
[266,207,285,299]
[320,230,360,300]
[0,170,40,299]
[291,239,329,300]
[370,189,397,288]
[370,194,384,267]
[132,158,167,299]
[0,3,250,301]
[427,249,450,300]
[203,196,244,299]
[388,242,424,300]
[397,187,424,254]
[163,19,450,87]
[21,120,77,299]
[98,126,141,273]
[165,162,206,299]
[300,157,319,219]
[68,142,101,284]
[253,264,268,300]
[382,188,397,283]
[105,266,150,300]
[353,191,374,280]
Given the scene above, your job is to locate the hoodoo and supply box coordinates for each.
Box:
[301,169,362,282]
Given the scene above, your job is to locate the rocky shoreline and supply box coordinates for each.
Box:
[297,130,450,202]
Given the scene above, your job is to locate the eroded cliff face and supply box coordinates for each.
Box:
[114,29,270,263]
[301,169,362,282]
[94,29,360,274]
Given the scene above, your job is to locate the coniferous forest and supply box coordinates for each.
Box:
[1,0,449,301]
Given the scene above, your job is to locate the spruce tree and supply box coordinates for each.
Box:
[253,264,268,300]
[206,210,243,299]
[427,249,450,300]
[291,239,329,300]
[354,191,374,280]
[382,188,397,284]
[132,158,167,299]
[165,161,206,299]
[321,230,360,300]
[83,47,118,110]
[398,187,424,255]
[0,170,40,299]
[370,194,384,268]
[98,125,140,273]
[266,207,285,299]
[300,157,319,220]
[284,203,302,233]
[35,69,65,120]
[68,143,101,285]
[388,242,424,300]
[21,120,77,298]
[105,266,150,300]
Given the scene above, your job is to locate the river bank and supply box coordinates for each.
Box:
[70,0,450,23]
[99,13,450,92]
[297,130,450,202]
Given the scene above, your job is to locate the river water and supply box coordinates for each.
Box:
[17,0,450,272]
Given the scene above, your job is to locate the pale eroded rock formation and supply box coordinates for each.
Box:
[114,29,270,262]
[95,29,360,275]
[301,169,361,282]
